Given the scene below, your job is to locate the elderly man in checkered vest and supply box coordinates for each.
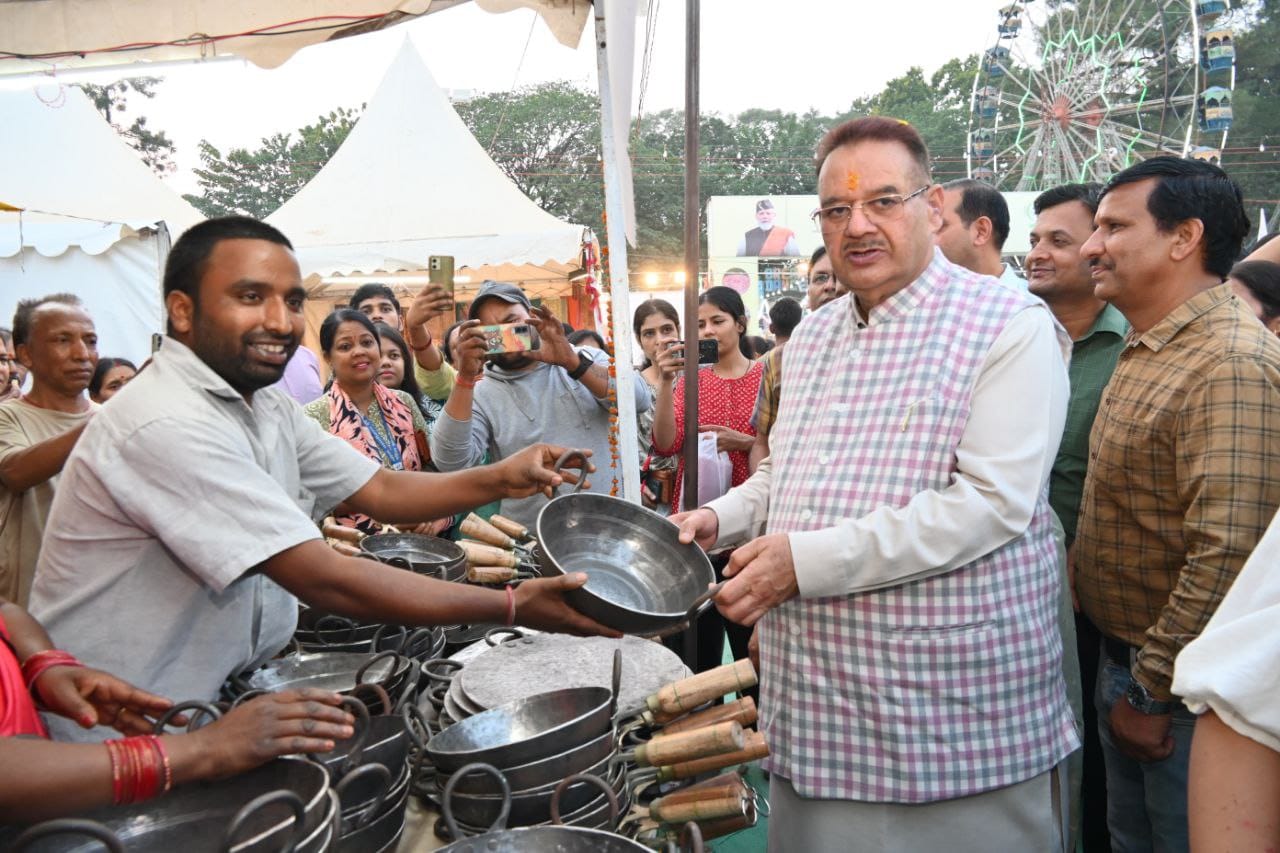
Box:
[673,117,1079,851]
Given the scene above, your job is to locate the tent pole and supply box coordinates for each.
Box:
[679,0,702,675]
[593,1,641,505]
[680,0,701,512]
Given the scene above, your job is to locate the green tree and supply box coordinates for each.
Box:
[182,107,361,218]
[77,77,177,176]
[1226,0,1280,235]
[455,82,605,233]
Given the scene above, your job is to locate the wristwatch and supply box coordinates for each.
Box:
[567,351,593,382]
[1126,679,1177,715]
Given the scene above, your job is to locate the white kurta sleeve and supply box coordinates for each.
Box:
[788,308,1069,597]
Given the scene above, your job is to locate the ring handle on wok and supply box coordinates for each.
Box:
[153,699,223,734]
[371,623,407,653]
[230,688,270,709]
[223,789,306,853]
[10,819,124,853]
[682,582,724,628]
[442,762,511,840]
[420,657,462,685]
[483,626,525,646]
[313,695,371,773]
[549,448,591,497]
[334,761,392,830]
[402,701,433,751]
[550,772,618,826]
[312,614,358,645]
[350,680,393,718]
[355,650,402,690]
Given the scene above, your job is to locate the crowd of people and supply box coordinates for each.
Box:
[1,113,1280,852]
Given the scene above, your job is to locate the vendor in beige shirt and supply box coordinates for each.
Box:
[0,295,97,605]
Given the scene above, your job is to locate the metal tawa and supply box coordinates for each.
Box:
[456,634,690,718]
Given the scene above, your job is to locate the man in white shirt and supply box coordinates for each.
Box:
[30,216,615,741]
[674,117,1076,851]
[935,178,1026,290]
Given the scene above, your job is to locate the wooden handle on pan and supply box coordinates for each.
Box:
[467,566,518,584]
[460,514,515,549]
[458,540,518,568]
[692,801,758,841]
[321,518,365,544]
[488,514,530,540]
[657,729,769,782]
[633,721,744,768]
[651,773,749,808]
[650,793,748,825]
[655,696,757,736]
[645,659,758,718]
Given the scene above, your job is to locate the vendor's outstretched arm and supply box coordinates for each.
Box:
[346,443,589,523]
[262,539,618,637]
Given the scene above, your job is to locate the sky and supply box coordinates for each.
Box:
[7,0,1014,195]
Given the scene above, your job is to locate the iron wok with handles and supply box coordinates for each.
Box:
[437,765,704,852]
[426,651,755,776]
[534,449,721,636]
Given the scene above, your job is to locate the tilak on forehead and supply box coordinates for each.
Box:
[845,171,860,192]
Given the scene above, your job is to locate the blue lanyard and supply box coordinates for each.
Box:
[360,407,404,471]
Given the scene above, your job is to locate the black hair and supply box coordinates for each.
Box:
[441,320,466,367]
[1102,156,1249,278]
[816,116,932,184]
[89,357,138,399]
[745,336,773,358]
[12,293,83,347]
[562,322,575,336]
[1033,182,1103,217]
[374,322,425,403]
[943,178,1011,251]
[1230,260,1280,322]
[769,297,803,339]
[319,308,380,355]
[349,284,401,317]
[163,217,291,301]
[632,299,680,370]
[567,329,607,350]
[698,285,752,358]
[809,245,827,267]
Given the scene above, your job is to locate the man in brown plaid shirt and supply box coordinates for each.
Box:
[1074,156,1280,851]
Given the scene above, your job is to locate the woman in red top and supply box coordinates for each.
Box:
[651,286,763,509]
[0,597,355,824]
[651,286,763,674]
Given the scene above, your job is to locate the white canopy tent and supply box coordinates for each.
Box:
[0,87,204,366]
[266,39,587,298]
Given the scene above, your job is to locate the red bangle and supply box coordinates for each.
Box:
[106,736,168,804]
[22,649,83,700]
[456,373,483,389]
[504,584,517,627]
[106,740,125,804]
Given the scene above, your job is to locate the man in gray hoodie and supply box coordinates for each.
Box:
[430,281,652,526]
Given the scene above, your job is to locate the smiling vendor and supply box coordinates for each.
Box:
[28,217,616,742]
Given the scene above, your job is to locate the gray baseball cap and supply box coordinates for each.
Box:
[468,280,532,320]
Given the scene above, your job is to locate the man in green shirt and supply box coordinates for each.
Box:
[1027,182,1128,853]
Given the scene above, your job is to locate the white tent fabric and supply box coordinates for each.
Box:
[0,86,202,364]
[266,39,587,280]
[0,87,203,244]
[0,230,166,367]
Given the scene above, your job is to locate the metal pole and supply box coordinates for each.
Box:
[680,0,701,674]
[680,0,701,513]
[593,2,641,504]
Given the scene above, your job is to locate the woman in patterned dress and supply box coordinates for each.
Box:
[303,309,434,535]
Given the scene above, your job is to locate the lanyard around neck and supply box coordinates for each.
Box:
[359,405,404,471]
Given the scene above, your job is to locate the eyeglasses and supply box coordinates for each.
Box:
[810,185,932,233]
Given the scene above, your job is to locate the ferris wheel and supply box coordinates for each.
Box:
[966,0,1242,191]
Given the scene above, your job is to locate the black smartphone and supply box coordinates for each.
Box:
[698,339,720,365]
[150,333,163,354]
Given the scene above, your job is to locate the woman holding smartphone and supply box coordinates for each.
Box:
[633,300,683,511]
[650,287,762,673]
